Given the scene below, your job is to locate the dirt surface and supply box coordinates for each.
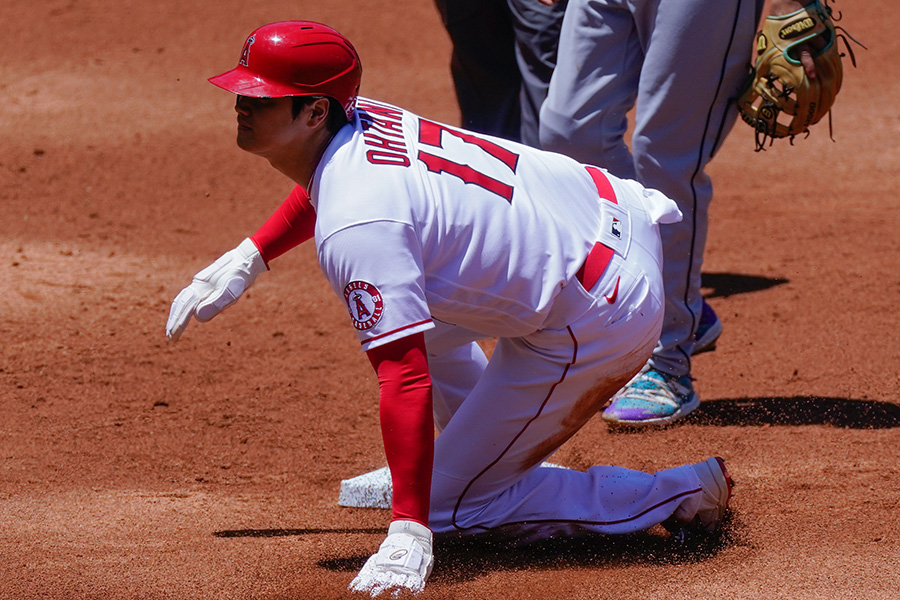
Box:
[2,1,898,598]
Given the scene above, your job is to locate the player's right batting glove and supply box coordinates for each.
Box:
[165,237,268,341]
[349,520,434,597]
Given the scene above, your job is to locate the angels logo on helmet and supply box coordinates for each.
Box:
[208,21,363,121]
[239,35,255,67]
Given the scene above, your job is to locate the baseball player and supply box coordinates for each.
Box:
[538,0,820,427]
[166,21,734,597]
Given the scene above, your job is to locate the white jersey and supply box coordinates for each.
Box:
[304,99,709,542]
[309,98,677,351]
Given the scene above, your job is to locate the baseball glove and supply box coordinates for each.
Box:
[737,0,863,150]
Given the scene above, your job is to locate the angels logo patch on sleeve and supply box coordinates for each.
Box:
[343,280,385,330]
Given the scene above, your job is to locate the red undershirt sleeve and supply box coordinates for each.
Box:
[251,187,433,525]
[249,185,316,265]
[366,332,434,528]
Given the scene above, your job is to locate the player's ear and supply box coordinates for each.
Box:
[305,97,332,130]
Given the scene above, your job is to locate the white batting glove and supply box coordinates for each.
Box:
[165,238,267,341]
[349,520,434,597]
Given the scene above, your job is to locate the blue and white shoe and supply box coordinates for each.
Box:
[693,300,722,355]
[602,368,700,427]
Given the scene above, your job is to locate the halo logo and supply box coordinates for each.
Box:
[239,35,255,67]
[343,281,385,331]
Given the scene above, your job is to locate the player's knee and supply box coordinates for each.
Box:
[427,472,491,533]
[427,494,488,534]
[426,493,461,533]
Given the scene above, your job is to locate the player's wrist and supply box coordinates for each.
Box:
[768,0,812,17]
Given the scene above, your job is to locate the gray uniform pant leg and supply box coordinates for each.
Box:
[508,0,567,147]
[541,0,764,376]
[630,0,764,375]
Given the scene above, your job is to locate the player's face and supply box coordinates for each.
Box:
[233,96,300,156]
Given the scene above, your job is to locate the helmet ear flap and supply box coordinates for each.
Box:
[209,21,362,122]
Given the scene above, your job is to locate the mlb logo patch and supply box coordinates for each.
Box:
[611,217,621,238]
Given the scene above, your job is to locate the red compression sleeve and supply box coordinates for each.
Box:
[249,185,316,265]
[366,332,434,527]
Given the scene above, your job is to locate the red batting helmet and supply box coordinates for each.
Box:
[209,21,362,121]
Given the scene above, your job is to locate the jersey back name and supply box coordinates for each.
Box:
[310,98,605,349]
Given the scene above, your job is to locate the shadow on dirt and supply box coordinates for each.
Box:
[214,518,748,581]
[700,272,788,298]
[685,397,900,429]
[312,514,748,581]
[213,527,384,538]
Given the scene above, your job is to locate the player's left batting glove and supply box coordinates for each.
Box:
[165,238,268,341]
[349,520,434,597]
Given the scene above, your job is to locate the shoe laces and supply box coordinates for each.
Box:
[628,370,693,404]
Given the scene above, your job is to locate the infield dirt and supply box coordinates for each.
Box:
[2,1,899,598]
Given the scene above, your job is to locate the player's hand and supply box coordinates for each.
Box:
[165,238,268,341]
[348,520,434,597]
[768,0,824,78]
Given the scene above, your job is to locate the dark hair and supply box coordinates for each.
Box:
[291,95,348,133]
